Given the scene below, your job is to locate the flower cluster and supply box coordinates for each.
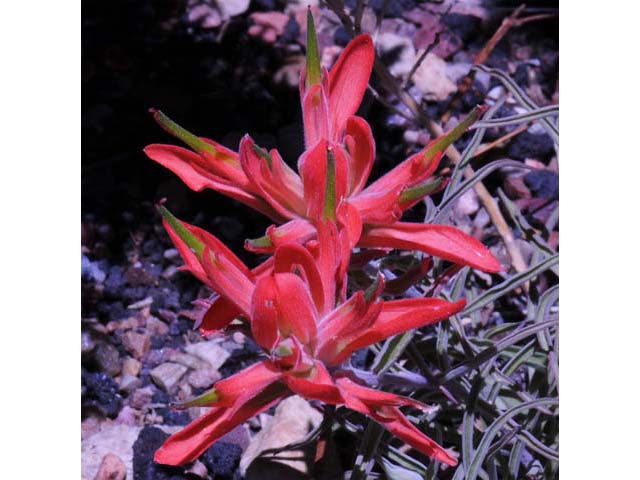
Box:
[145,12,500,469]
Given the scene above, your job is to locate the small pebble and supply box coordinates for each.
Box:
[95,343,121,376]
[150,362,188,393]
[122,357,141,377]
[121,331,151,359]
[93,453,126,480]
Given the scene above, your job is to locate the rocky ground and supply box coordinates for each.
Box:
[82,1,558,478]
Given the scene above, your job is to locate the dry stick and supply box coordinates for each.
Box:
[473,123,529,158]
[440,4,557,123]
[371,58,529,273]
[434,121,530,274]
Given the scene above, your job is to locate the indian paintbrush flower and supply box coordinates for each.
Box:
[146,11,503,471]
[155,205,463,467]
[144,13,500,274]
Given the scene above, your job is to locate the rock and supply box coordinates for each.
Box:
[524,170,559,200]
[445,61,472,84]
[219,424,251,451]
[129,387,154,409]
[240,396,322,475]
[504,175,531,199]
[412,53,458,101]
[186,460,209,478]
[202,442,242,478]
[232,332,245,345]
[115,405,139,426]
[248,11,289,43]
[81,415,103,440]
[82,329,98,355]
[146,316,170,336]
[121,331,151,359]
[442,13,482,42]
[145,347,180,368]
[127,296,153,310]
[82,370,123,417]
[95,343,121,376]
[132,426,188,480]
[163,248,179,260]
[453,189,480,216]
[82,424,141,480]
[124,265,155,287]
[185,340,230,371]
[150,363,188,393]
[507,131,555,161]
[161,265,179,279]
[376,32,416,78]
[170,352,210,371]
[118,374,142,393]
[106,314,144,333]
[122,357,141,377]
[82,253,107,283]
[187,368,222,389]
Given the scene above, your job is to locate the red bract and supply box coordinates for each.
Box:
[154,206,464,467]
[144,17,501,273]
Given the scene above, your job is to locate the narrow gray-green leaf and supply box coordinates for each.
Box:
[463,255,559,314]
[472,105,558,128]
[466,398,558,480]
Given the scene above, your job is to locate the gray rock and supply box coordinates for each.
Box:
[118,374,141,393]
[187,368,222,389]
[150,362,188,393]
[81,424,141,480]
[170,352,211,370]
[129,387,154,409]
[412,53,458,101]
[240,396,322,475]
[185,340,231,370]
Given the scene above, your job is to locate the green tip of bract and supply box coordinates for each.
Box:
[252,144,273,169]
[170,388,219,410]
[305,8,321,88]
[274,342,294,358]
[247,234,273,249]
[399,177,448,204]
[322,148,337,221]
[157,205,205,258]
[151,109,217,156]
[423,105,487,164]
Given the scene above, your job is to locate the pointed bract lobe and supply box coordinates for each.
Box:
[360,223,502,273]
[327,35,375,141]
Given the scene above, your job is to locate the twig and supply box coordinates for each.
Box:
[472,123,529,158]
[441,4,557,123]
[403,30,442,89]
[429,118,529,273]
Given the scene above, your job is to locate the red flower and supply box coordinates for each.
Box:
[154,207,464,467]
[144,14,501,273]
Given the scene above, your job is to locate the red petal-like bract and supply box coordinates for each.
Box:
[238,135,305,219]
[337,378,457,466]
[327,35,375,141]
[330,298,467,365]
[145,144,284,222]
[360,222,502,273]
[154,382,288,465]
[344,116,376,195]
